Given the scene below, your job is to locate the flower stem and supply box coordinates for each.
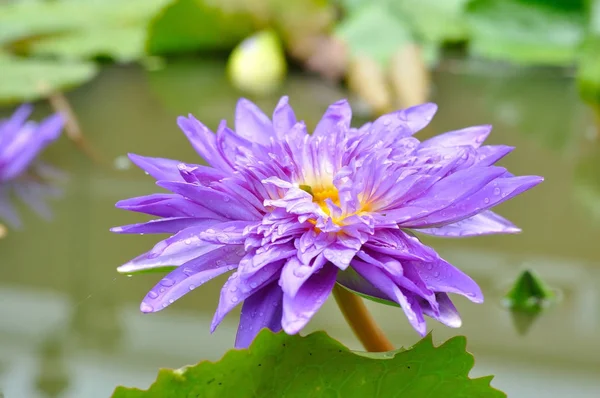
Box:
[332,284,394,352]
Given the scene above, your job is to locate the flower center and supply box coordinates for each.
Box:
[300,183,340,215]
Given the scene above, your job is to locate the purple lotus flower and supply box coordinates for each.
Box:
[113,97,542,348]
[0,105,64,228]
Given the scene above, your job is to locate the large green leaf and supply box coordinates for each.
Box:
[0,54,98,104]
[465,0,586,65]
[0,0,169,62]
[577,0,600,105]
[145,0,256,55]
[112,330,505,397]
[335,2,411,67]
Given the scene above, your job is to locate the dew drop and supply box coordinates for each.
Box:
[216,260,225,267]
[189,284,196,291]
[231,296,239,303]
[426,264,433,270]
[224,196,231,202]
[206,228,216,234]
[159,287,165,293]
[230,286,238,293]
[227,265,235,271]
[483,197,490,204]
[140,302,154,312]
[433,271,440,278]
[183,267,194,276]
[250,282,258,289]
[184,239,192,245]
[493,187,501,196]
[161,278,175,287]
[169,298,174,304]
[162,303,168,308]
[148,291,159,299]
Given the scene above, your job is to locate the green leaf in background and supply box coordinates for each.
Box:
[28,27,147,63]
[112,330,505,398]
[335,2,411,67]
[389,0,470,44]
[145,0,256,55]
[502,270,558,335]
[0,54,98,104]
[577,0,600,105]
[0,0,169,49]
[465,0,586,66]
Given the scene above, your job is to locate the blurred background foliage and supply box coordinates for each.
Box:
[0,0,599,117]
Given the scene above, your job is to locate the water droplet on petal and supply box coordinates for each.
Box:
[140,302,154,312]
[224,196,231,202]
[433,271,440,278]
[162,303,168,308]
[483,197,490,204]
[169,298,174,304]
[216,260,225,267]
[231,296,239,303]
[230,286,238,293]
[206,229,216,234]
[227,265,235,271]
[250,282,258,289]
[184,239,192,245]
[148,291,159,299]
[161,278,175,287]
[426,264,433,270]
[189,284,196,291]
[494,187,501,195]
[159,288,165,293]
[183,267,194,276]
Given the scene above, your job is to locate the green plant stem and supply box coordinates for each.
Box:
[332,284,394,352]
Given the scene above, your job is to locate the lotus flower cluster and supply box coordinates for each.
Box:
[113,97,542,348]
[0,105,64,228]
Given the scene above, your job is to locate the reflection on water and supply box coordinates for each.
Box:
[1,58,600,398]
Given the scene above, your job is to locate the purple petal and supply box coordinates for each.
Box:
[117,226,224,274]
[335,266,392,304]
[0,104,33,149]
[139,245,243,313]
[372,103,437,139]
[419,293,462,328]
[115,193,224,218]
[351,259,427,335]
[0,113,63,181]
[177,115,233,171]
[387,166,507,224]
[404,175,544,228]
[111,217,216,234]
[235,280,283,348]
[416,210,520,237]
[128,154,183,182]
[281,263,337,334]
[199,220,254,245]
[419,125,492,149]
[474,145,514,166]
[404,258,483,303]
[313,100,351,137]
[272,96,297,138]
[235,98,275,145]
[211,260,283,332]
[157,181,262,221]
[279,254,327,298]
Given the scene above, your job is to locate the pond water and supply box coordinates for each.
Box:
[1,57,600,398]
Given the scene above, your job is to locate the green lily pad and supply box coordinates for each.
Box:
[465,0,585,66]
[335,2,411,67]
[112,329,505,397]
[145,0,256,55]
[0,54,98,104]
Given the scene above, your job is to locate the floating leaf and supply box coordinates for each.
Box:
[145,0,256,55]
[112,329,505,398]
[28,27,147,63]
[465,0,586,65]
[502,270,557,335]
[389,0,470,43]
[335,2,411,67]
[0,54,98,104]
[577,0,600,105]
[0,0,169,45]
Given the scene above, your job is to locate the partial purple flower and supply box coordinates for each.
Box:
[0,104,64,228]
[112,97,543,348]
